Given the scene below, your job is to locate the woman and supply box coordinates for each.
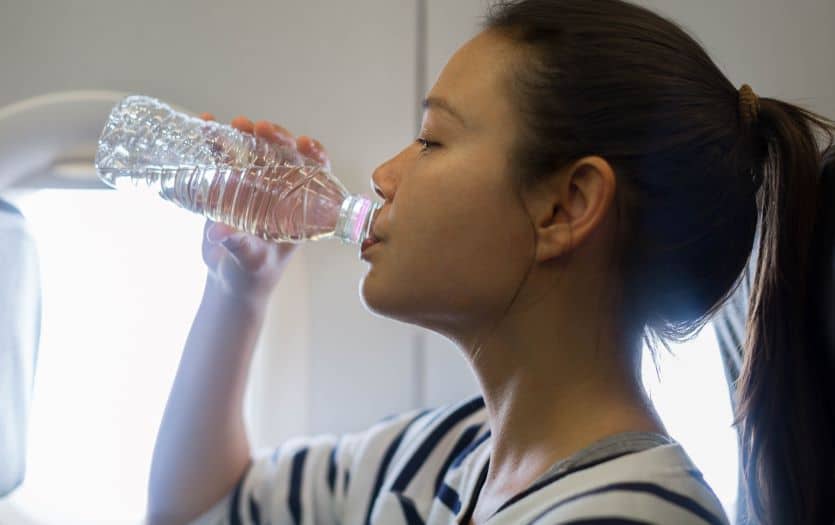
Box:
[148,1,835,524]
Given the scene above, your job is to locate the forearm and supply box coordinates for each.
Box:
[147,275,269,525]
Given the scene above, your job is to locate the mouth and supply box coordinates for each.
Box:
[361,209,384,258]
[361,235,381,255]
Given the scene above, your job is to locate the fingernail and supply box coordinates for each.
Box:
[207,224,228,243]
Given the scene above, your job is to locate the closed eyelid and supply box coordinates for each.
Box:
[415,138,439,154]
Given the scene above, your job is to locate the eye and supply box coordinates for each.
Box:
[415,138,439,152]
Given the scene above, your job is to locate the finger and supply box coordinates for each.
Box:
[203,219,221,243]
[200,112,216,121]
[231,115,255,134]
[219,232,249,255]
[220,233,268,269]
[218,237,246,269]
[202,239,225,269]
[295,135,315,157]
[296,135,329,165]
[311,138,327,155]
[254,120,296,149]
[206,221,236,244]
[271,123,295,142]
[227,117,260,165]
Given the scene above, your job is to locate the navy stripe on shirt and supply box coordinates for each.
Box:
[364,410,432,525]
[493,448,651,517]
[436,483,462,514]
[450,430,491,469]
[288,447,309,525]
[526,481,725,525]
[248,494,262,525]
[560,518,652,525]
[396,493,426,525]
[434,423,483,494]
[229,475,245,525]
[684,468,727,519]
[391,397,486,492]
[458,458,490,524]
[327,438,341,493]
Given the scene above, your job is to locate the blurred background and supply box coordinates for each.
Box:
[0,1,832,523]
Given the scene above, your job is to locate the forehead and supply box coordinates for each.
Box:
[427,30,518,130]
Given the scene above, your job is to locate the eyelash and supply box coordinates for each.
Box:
[416,138,439,152]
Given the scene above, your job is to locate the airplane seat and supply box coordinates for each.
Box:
[0,91,125,497]
[0,199,40,497]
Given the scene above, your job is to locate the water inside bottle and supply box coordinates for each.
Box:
[95,95,377,245]
[97,162,345,243]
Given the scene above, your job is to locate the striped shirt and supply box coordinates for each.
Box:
[192,395,729,524]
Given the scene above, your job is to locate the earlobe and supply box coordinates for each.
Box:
[529,188,575,263]
[533,204,572,263]
[534,227,571,262]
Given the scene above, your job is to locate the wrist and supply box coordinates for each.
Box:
[203,274,271,314]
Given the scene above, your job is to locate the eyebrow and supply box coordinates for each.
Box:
[422,96,468,127]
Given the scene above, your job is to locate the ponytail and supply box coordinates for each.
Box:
[736,100,835,524]
[477,1,835,518]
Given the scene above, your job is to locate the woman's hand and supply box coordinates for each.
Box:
[198,112,330,305]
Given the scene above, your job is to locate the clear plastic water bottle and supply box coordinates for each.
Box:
[94,95,380,247]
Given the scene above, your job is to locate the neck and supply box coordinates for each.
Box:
[461,299,666,500]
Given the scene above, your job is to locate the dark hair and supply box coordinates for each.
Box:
[482,1,835,523]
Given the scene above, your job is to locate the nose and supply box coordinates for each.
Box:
[370,151,402,202]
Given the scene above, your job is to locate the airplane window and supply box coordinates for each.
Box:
[642,326,739,520]
[3,189,206,524]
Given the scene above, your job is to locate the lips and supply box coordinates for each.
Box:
[361,235,380,253]
[364,213,384,250]
[362,210,384,254]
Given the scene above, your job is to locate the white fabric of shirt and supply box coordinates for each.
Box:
[192,395,729,525]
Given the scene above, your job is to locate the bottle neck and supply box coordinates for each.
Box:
[335,194,380,245]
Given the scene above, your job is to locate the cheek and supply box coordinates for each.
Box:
[432,193,532,303]
[362,179,532,321]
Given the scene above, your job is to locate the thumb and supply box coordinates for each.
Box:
[220,233,250,266]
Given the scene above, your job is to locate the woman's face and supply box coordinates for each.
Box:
[361,30,537,340]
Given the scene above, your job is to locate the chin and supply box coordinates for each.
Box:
[359,273,463,338]
[359,270,421,324]
[359,270,398,319]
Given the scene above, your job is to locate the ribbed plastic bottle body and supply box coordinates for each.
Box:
[94,95,378,245]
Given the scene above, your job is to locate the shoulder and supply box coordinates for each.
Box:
[380,394,489,468]
[512,444,729,525]
[344,395,488,493]
[401,394,487,443]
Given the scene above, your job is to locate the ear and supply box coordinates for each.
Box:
[525,156,616,263]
